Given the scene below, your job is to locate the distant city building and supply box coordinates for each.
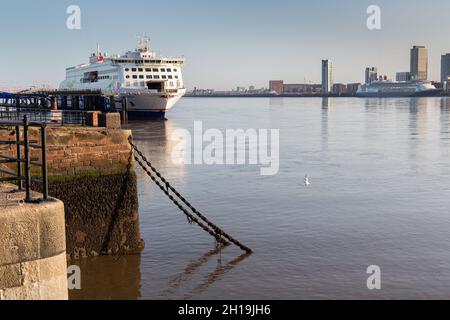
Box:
[283,83,321,94]
[269,81,321,95]
[346,83,361,94]
[332,83,347,95]
[396,72,411,82]
[235,86,247,93]
[321,60,333,94]
[190,88,216,95]
[410,45,428,80]
[249,85,256,91]
[441,54,450,83]
[269,80,284,95]
[365,67,378,84]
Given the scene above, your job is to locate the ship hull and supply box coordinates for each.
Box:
[127,110,166,120]
[117,88,186,119]
[356,89,442,98]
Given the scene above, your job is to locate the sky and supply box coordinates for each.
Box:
[1,0,450,90]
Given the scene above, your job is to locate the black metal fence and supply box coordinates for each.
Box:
[0,115,48,202]
[0,107,88,126]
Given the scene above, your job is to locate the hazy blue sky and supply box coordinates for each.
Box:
[1,0,450,90]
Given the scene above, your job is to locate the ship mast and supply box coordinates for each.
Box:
[137,34,150,52]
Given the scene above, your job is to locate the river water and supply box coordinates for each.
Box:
[70,97,450,300]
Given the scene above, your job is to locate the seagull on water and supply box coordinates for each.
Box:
[304,175,311,187]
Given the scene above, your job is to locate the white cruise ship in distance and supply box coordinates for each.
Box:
[357,80,441,97]
[59,36,186,119]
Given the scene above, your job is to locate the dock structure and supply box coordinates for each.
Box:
[0,90,129,125]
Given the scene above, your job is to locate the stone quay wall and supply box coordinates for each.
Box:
[0,126,144,261]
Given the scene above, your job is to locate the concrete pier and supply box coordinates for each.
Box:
[0,184,68,300]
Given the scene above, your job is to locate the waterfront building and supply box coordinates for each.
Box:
[332,83,347,95]
[365,67,378,84]
[441,54,450,83]
[322,60,333,94]
[282,83,320,94]
[410,45,428,80]
[396,72,412,82]
[269,80,284,95]
[347,83,361,95]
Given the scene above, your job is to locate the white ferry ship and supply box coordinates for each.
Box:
[357,80,441,97]
[59,37,186,119]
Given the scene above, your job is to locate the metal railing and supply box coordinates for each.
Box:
[0,115,48,202]
[0,107,88,126]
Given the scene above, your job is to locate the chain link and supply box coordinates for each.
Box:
[130,138,252,253]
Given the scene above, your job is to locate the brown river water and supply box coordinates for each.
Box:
[70,97,450,300]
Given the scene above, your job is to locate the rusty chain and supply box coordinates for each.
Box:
[129,138,253,253]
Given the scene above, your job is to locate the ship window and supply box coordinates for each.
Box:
[83,71,98,83]
[167,68,172,72]
[162,75,167,79]
[138,68,143,72]
[146,75,152,79]
[132,68,137,72]
[145,68,152,72]
[139,75,144,79]
[168,75,173,79]
[152,68,158,72]
[126,75,130,79]
[174,68,177,72]
[160,68,166,72]
[154,75,160,79]
[125,68,130,72]
[132,75,138,79]
[175,75,179,79]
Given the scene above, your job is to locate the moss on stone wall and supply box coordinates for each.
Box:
[34,169,144,260]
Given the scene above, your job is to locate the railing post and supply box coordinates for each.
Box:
[16,125,22,191]
[23,115,31,202]
[41,125,48,200]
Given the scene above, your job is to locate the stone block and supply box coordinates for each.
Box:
[99,112,121,129]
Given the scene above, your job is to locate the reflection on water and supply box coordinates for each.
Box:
[69,255,141,300]
[161,244,251,300]
[184,252,252,300]
[73,97,450,300]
